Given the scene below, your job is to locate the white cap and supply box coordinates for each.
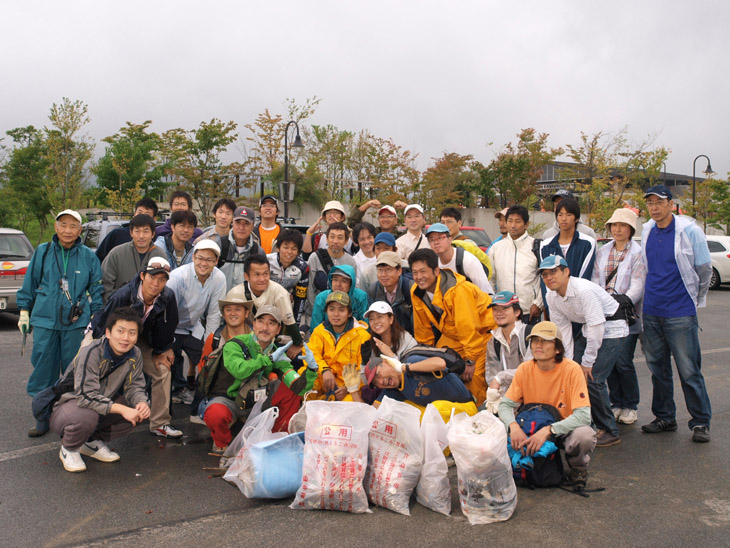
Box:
[322,200,346,216]
[404,204,423,215]
[365,301,394,318]
[378,205,397,216]
[194,239,221,257]
[55,209,82,224]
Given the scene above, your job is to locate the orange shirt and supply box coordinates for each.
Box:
[504,358,590,420]
[258,224,280,254]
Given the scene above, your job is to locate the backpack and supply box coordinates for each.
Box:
[401,344,466,375]
[313,248,335,292]
[511,403,564,488]
[493,324,533,362]
[531,238,542,264]
[452,242,492,282]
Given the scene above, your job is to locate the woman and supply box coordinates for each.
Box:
[592,208,645,425]
[353,222,377,276]
[361,301,418,363]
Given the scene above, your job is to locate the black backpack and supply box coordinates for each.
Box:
[511,403,564,489]
[493,324,533,362]
[401,344,466,375]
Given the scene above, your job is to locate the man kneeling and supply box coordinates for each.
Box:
[498,321,597,489]
[51,307,150,473]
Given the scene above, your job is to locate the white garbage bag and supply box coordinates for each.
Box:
[237,432,306,499]
[415,403,452,515]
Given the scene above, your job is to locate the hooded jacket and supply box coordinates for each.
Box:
[310,264,368,330]
[308,317,371,388]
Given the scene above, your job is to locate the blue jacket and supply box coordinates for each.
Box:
[311,264,368,330]
[366,275,414,334]
[17,235,103,331]
[154,234,193,270]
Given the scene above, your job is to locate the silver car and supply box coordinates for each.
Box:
[0,228,34,313]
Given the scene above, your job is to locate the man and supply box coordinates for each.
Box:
[396,203,430,261]
[239,255,304,359]
[488,207,509,250]
[253,194,282,254]
[366,250,414,334]
[488,204,543,323]
[154,210,196,269]
[91,257,181,439]
[640,185,712,443]
[540,255,625,447]
[357,231,407,291]
[50,307,150,473]
[304,222,357,328]
[310,264,368,330]
[267,228,309,324]
[95,198,159,263]
[440,207,473,243]
[302,200,353,256]
[166,240,227,404]
[498,321,597,490]
[542,189,597,241]
[196,198,237,243]
[156,190,204,241]
[101,214,166,302]
[204,305,318,452]
[348,199,407,235]
[426,223,494,295]
[17,209,104,437]
[485,291,534,413]
[409,248,495,405]
[214,205,265,290]
[307,291,371,401]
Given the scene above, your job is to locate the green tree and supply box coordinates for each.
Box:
[708,177,730,235]
[417,152,480,213]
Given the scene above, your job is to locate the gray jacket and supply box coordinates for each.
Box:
[101,241,166,302]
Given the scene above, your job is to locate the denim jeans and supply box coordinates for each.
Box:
[171,333,204,393]
[642,314,712,429]
[574,333,623,437]
[607,333,641,410]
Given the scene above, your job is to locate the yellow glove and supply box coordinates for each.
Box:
[342,363,361,393]
[18,310,30,334]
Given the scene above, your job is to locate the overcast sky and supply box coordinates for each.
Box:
[2,1,728,179]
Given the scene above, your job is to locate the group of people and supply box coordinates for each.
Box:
[18,184,712,491]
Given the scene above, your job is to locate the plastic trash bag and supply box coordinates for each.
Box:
[416,403,452,515]
[447,410,517,525]
[290,400,376,513]
[236,432,306,499]
[364,396,423,515]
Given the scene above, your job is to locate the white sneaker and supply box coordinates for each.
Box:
[612,407,622,420]
[189,414,206,425]
[80,440,120,462]
[152,424,183,438]
[618,409,638,425]
[171,387,195,405]
[59,446,86,472]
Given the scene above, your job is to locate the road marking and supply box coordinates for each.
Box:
[0,441,61,463]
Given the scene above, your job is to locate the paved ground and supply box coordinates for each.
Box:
[1,289,730,547]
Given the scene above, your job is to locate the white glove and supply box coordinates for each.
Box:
[18,310,30,334]
[381,355,403,373]
[485,387,501,415]
[271,340,293,363]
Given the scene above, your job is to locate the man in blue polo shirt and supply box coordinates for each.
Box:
[641,185,712,443]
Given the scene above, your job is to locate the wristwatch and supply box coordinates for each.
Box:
[549,424,556,435]
[465,359,475,368]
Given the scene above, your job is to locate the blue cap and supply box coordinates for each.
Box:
[374,232,396,246]
[644,185,672,200]
[538,255,568,271]
[425,223,450,235]
[488,290,520,308]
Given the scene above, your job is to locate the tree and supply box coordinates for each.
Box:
[417,152,480,213]
[43,98,94,211]
[708,177,730,235]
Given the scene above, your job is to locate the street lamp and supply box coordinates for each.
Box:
[282,121,304,220]
[692,154,714,206]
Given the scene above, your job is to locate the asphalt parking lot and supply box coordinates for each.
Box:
[1,289,729,548]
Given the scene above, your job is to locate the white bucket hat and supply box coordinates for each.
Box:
[605,208,638,231]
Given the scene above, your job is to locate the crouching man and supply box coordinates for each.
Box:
[51,307,150,473]
[498,321,597,489]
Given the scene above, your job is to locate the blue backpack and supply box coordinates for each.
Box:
[510,403,564,488]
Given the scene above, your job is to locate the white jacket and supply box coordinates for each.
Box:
[487,232,542,313]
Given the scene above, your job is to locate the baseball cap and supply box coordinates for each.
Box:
[259,194,279,208]
[551,189,574,202]
[488,290,520,308]
[526,321,563,342]
[55,209,82,224]
[254,304,283,323]
[404,204,423,215]
[325,290,351,309]
[365,301,394,318]
[538,255,568,272]
[233,206,255,223]
[494,207,509,219]
[144,257,171,277]
[193,239,221,257]
[218,285,254,314]
[425,223,450,235]
[361,356,381,388]
[321,200,346,216]
[378,205,397,216]
[374,232,396,247]
[644,185,672,200]
[375,251,400,268]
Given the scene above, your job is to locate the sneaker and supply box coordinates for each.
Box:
[641,418,678,434]
[152,424,183,439]
[80,440,120,462]
[692,425,710,443]
[211,442,228,455]
[171,388,194,405]
[612,407,622,421]
[595,429,621,447]
[618,409,638,425]
[189,415,206,425]
[563,467,588,489]
[28,419,50,438]
[59,446,86,472]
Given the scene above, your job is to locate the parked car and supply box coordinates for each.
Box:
[706,235,730,290]
[81,214,163,252]
[0,228,34,313]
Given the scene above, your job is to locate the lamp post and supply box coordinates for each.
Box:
[283,121,304,220]
[692,154,714,206]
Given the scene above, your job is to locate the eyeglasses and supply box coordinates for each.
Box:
[645,200,667,208]
[427,234,449,242]
[441,219,458,225]
[194,256,217,264]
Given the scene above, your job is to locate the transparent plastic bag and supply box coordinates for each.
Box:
[447,410,517,524]
[365,396,423,515]
[290,401,376,513]
[237,432,305,499]
[416,403,451,516]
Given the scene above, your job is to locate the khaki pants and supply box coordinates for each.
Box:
[139,340,172,430]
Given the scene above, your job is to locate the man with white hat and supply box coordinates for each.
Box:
[166,239,228,405]
[213,205,266,290]
[18,209,104,437]
[302,200,354,256]
[396,203,430,261]
[365,250,414,334]
[488,207,510,251]
[347,198,407,236]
